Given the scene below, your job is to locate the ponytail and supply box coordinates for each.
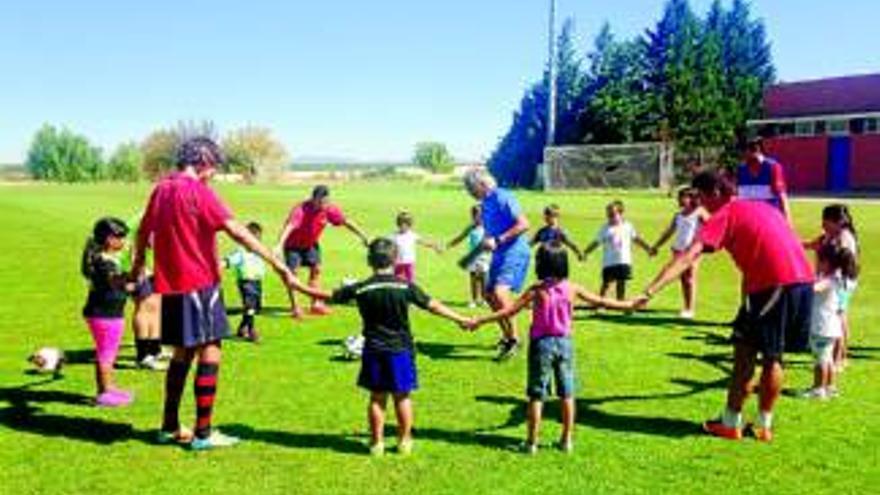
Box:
[80,237,102,279]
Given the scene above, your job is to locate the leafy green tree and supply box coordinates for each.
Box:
[223,126,289,183]
[139,129,179,180]
[25,124,104,182]
[106,142,143,182]
[413,141,455,174]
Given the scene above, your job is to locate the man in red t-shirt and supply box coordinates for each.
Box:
[132,137,318,450]
[637,171,813,443]
[275,185,369,317]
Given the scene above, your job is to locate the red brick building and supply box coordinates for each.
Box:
[748,73,880,192]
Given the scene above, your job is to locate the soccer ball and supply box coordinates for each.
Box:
[341,335,364,360]
[29,347,64,375]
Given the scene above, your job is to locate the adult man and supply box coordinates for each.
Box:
[276,185,370,318]
[463,169,530,360]
[133,137,315,450]
[736,137,792,224]
[637,171,813,442]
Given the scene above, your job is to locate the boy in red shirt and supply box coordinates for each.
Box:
[276,185,369,318]
[637,171,813,442]
[133,137,317,450]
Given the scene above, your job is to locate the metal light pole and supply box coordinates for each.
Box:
[543,0,558,189]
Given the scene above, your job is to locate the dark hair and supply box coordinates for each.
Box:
[367,238,397,270]
[246,221,262,237]
[692,170,736,198]
[176,136,225,169]
[678,187,698,201]
[81,217,129,279]
[745,136,764,153]
[822,203,857,239]
[535,243,569,281]
[607,200,625,214]
[397,211,413,227]
[817,243,859,281]
[544,204,561,217]
[312,185,330,200]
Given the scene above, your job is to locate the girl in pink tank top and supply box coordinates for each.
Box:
[469,243,635,454]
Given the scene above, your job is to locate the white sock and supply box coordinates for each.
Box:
[721,407,742,428]
[757,410,773,429]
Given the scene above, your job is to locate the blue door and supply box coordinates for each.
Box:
[828,136,851,192]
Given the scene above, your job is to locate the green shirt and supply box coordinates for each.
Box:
[225,248,266,282]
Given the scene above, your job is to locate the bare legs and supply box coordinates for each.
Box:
[526,398,574,448]
[368,392,412,450]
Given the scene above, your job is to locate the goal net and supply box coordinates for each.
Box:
[542,142,674,190]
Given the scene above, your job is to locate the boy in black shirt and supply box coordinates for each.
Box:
[318,238,471,456]
[530,204,583,260]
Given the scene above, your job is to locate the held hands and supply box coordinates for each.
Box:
[481,237,497,252]
[458,317,481,332]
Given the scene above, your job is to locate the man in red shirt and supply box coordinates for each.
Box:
[276,185,369,317]
[132,137,318,450]
[638,171,813,442]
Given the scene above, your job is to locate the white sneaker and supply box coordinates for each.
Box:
[139,355,168,371]
[369,441,385,457]
[190,430,240,451]
[679,309,695,320]
[801,388,827,400]
[158,349,173,361]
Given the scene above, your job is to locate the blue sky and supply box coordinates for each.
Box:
[1,1,878,164]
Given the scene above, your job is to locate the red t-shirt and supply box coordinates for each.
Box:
[283,201,346,249]
[139,173,232,294]
[698,200,813,294]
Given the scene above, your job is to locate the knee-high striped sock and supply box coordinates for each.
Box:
[194,362,220,439]
[162,360,191,432]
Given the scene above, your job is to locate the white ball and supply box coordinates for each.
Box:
[32,347,64,373]
[342,335,364,360]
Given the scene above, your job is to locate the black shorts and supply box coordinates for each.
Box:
[602,264,632,284]
[285,245,321,269]
[238,280,263,312]
[161,284,231,348]
[132,276,155,301]
[732,283,813,360]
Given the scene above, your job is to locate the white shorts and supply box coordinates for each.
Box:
[810,336,836,366]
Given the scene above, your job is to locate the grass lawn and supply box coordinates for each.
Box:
[1,181,878,494]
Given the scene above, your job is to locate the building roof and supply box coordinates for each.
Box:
[765,73,880,118]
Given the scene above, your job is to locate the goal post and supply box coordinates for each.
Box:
[543,142,674,190]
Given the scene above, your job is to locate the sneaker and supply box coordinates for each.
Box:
[520,442,538,455]
[237,326,249,339]
[157,349,173,361]
[679,309,695,320]
[801,388,828,400]
[495,339,520,361]
[157,426,194,445]
[557,439,574,454]
[310,304,332,316]
[248,329,261,344]
[190,430,241,451]
[467,302,478,309]
[826,385,839,397]
[702,418,742,440]
[290,307,304,320]
[138,355,168,371]
[95,390,132,408]
[369,441,385,457]
[744,423,773,443]
[398,438,413,456]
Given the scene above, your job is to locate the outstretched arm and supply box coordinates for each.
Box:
[447,224,474,249]
[639,240,704,304]
[471,290,534,329]
[426,299,471,326]
[343,219,370,247]
[571,283,634,311]
[582,240,599,258]
[275,221,295,252]
[418,237,443,254]
[561,237,584,260]
[652,217,677,252]
[634,235,657,256]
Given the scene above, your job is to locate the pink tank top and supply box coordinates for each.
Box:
[530,280,573,339]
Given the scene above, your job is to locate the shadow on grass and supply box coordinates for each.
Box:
[316,339,495,362]
[223,423,367,455]
[577,312,730,329]
[62,347,138,369]
[476,395,700,439]
[0,381,152,446]
[849,345,880,362]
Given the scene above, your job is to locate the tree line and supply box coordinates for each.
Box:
[488,0,775,187]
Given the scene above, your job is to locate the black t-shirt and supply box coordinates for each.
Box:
[82,254,128,318]
[330,273,432,353]
[532,225,570,245]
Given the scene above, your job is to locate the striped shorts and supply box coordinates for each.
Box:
[161,284,231,348]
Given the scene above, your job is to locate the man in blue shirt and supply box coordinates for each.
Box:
[463,169,531,360]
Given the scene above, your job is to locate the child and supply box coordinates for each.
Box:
[803,244,858,399]
[391,211,441,283]
[583,200,656,300]
[530,204,583,260]
[447,205,492,308]
[804,204,859,371]
[123,213,166,371]
[314,238,470,456]
[224,222,267,342]
[81,217,135,407]
[468,243,634,454]
[651,188,708,319]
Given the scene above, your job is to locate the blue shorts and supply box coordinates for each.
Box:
[527,336,575,400]
[161,284,231,349]
[358,350,418,394]
[487,248,530,293]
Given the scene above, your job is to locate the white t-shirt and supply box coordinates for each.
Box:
[596,221,638,268]
[672,210,701,252]
[392,230,419,265]
[811,274,843,339]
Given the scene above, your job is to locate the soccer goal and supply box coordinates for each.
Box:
[542,142,674,190]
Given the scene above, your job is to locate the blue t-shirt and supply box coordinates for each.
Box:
[481,188,529,256]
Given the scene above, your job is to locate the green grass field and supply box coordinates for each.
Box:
[1,182,878,494]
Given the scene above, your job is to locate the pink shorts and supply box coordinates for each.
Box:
[86,318,125,366]
[394,263,415,283]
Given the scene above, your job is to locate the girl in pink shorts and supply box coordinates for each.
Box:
[81,217,135,407]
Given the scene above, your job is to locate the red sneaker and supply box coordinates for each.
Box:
[702,419,742,440]
[310,305,332,316]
